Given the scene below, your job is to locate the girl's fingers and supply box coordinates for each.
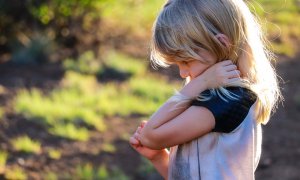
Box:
[134,132,140,140]
[226,70,240,79]
[224,64,237,72]
[129,136,139,145]
[137,127,142,134]
[226,78,241,85]
[220,60,233,66]
[140,121,147,128]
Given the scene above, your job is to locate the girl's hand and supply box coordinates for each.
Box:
[129,121,166,161]
[199,60,241,89]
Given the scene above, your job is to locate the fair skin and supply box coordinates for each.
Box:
[130,49,240,179]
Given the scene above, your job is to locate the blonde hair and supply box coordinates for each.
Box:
[150,0,282,124]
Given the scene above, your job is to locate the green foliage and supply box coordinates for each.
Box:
[248,0,300,56]
[48,148,62,160]
[129,76,178,104]
[15,72,107,134]
[15,50,179,125]
[0,150,8,170]
[43,172,58,180]
[102,143,116,153]
[50,123,89,141]
[103,51,147,76]
[11,35,53,64]
[101,0,165,34]
[4,167,27,180]
[0,107,4,120]
[75,163,94,179]
[63,51,102,75]
[75,164,129,180]
[29,0,101,25]
[97,165,109,179]
[11,136,41,154]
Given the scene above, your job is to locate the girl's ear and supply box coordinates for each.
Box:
[215,34,231,49]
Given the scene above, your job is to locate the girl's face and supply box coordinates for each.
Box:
[176,49,217,79]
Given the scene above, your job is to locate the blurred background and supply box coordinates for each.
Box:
[0,0,299,179]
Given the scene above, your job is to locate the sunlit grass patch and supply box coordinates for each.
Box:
[63,51,102,75]
[50,123,89,141]
[47,148,61,160]
[75,163,129,180]
[248,0,300,56]
[103,51,147,76]
[11,136,41,154]
[129,76,180,103]
[102,143,116,153]
[15,70,180,122]
[0,150,8,173]
[43,172,58,180]
[15,73,107,133]
[100,0,165,34]
[0,107,4,120]
[4,166,27,180]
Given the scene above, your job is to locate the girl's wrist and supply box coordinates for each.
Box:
[149,149,169,162]
[179,76,208,98]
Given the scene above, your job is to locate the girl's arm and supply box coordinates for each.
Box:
[149,149,169,179]
[139,60,240,149]
[130,122,169,179]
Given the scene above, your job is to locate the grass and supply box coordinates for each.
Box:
[15,51,180,124]
[102,143,116,153]
[248,0,300,56]
[11,136,41,154]
[47,148,61,160]
[0,107,4,120]
[0,150,8,173]
[63,51,102,75]
[43,172,58,180]
[100,0,300,56]
[103,51,148,76]
[100,0,164,35]
[49,123,90,141]
[75,163,129,180]
[4,166,27,180]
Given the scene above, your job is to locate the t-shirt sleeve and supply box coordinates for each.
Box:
[190,87,257,133]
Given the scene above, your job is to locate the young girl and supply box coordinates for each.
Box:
[129,0,281,179]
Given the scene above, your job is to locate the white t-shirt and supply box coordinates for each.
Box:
[168,87,261,180]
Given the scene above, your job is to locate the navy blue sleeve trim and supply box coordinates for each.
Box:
[191,87,257,133]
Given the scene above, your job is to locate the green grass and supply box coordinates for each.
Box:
[74,163,129,180]
[15,72,107,133]
[0,150,8,172]
[50,123,90,141]
[100,0,164,34]
[43,172,58,180]
[11,136,41,154]
[63,51,102,75]
[248,0,300,56]
[47,148,62,160]
[103,51,148,76]
[14,50,180,143]
[0,107,4,120]
[102,143,116,153]
[4,166,27,180]
[100,0,300,56]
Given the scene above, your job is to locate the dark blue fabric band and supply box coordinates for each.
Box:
[191,87,257,133]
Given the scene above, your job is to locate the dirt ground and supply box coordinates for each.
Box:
[0,53,299,179]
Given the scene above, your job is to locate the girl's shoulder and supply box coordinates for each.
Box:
[191,87,257,133]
